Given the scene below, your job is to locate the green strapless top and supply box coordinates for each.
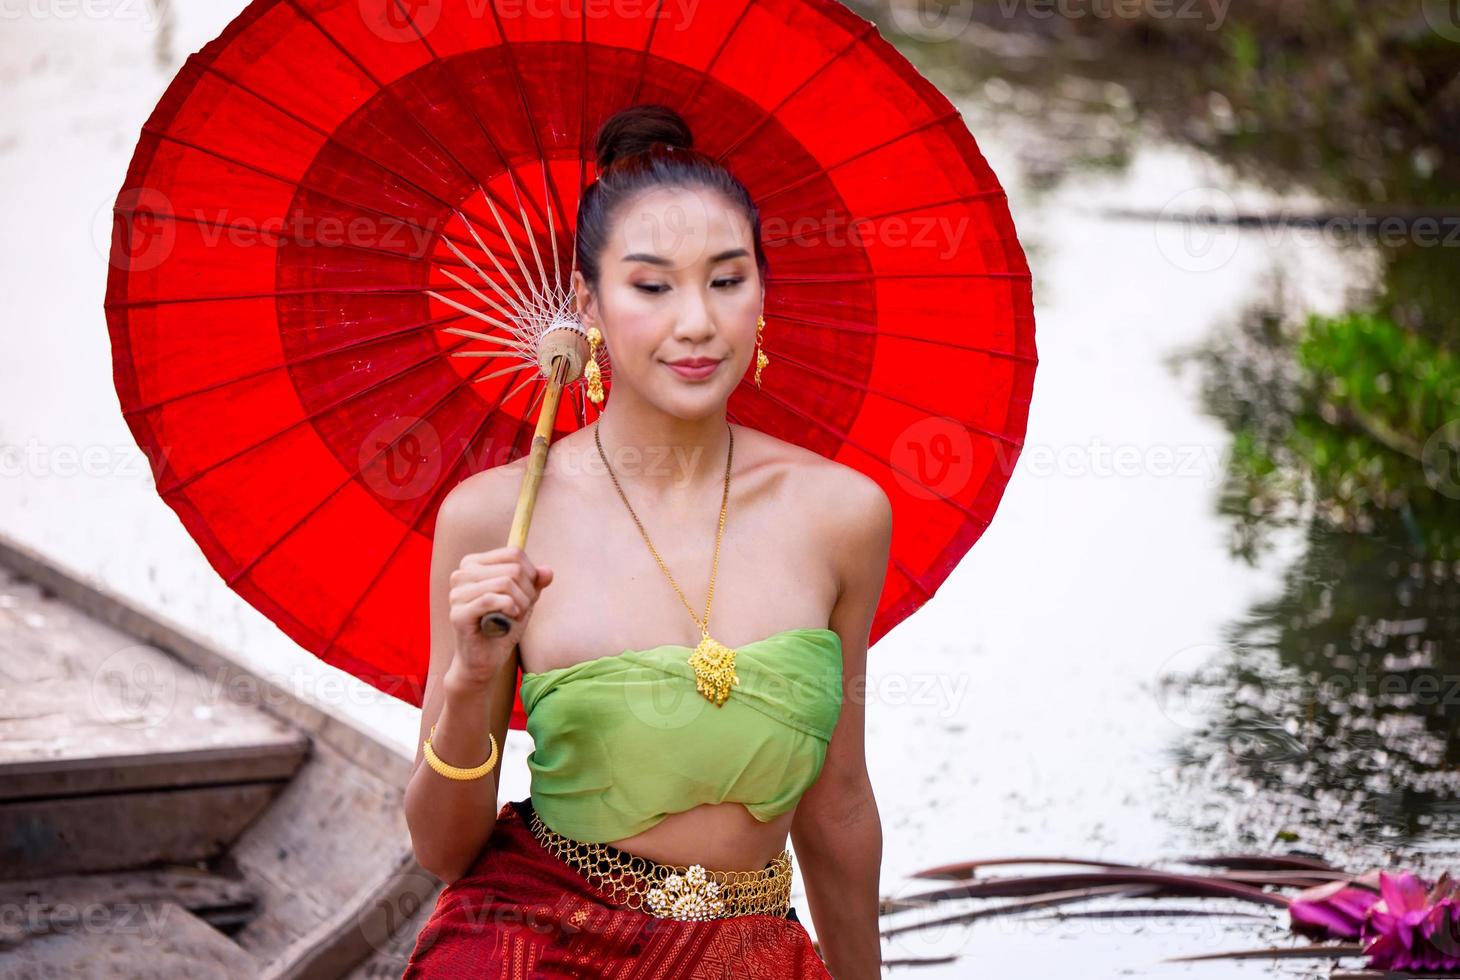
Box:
[518,627,843,843]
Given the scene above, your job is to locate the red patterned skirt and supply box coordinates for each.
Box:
[402,798,834,979]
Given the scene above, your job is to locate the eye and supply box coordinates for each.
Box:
[634,283,667,294]
[713,277,744,289]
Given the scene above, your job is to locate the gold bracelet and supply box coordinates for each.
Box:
[423,724,499,780]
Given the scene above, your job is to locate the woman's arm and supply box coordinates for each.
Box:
[403,469,536,884]
[791,469,891,979]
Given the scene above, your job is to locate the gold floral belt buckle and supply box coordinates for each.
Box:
[527,810,793,921]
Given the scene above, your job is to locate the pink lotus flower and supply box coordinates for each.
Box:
[1360,871,1460,972]
[1288,872,1383,940]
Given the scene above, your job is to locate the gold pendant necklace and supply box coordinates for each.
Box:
[595,418,739,706]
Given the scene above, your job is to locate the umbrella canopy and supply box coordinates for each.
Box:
[106,0,1037,729]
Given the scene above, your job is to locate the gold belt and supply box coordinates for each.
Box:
[527,810,793,921]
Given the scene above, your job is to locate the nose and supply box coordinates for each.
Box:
[672,286,716,342]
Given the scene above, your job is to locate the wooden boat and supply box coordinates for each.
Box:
[0,532,439,978]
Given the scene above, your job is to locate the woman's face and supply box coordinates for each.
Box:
[574,185,763,417]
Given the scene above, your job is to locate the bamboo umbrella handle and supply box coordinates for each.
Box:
[479,325,589,637]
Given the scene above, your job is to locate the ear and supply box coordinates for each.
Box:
[571,270,596,324]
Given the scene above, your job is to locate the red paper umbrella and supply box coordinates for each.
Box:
[106,0,1037,730]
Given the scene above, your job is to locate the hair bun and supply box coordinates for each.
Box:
[594,104,694,171]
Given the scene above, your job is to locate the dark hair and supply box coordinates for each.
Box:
[575,104,767,291]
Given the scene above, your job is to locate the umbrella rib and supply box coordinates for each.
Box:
[436,268,520,325]
[424,292,521,339]
[484,189,569,340]
[119,308,480,416]
[769,310,1036,364]
[438,326,523,351]
[542,160,563,292]
[736,378,993,528]
[457,203,536,312]
[716,21,881,162]
[429,300,520,346]
[438,233,530,319]
[284,0,554,236]
[475,360,536,386]
[501,371,546,409]
[196,61,516,239]
[763,344,1023,447]
[479,193,549,316]
[519,193,552,297]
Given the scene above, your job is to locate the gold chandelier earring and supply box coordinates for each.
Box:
[754,314,769,388]
[584,324,605,405]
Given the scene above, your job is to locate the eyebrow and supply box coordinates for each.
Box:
[621,248,750,267]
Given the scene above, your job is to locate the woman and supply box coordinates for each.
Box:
[402,104,888,979]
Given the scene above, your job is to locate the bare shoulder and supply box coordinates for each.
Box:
[433,458,530,552]
[734,425,891,576]
[738,426,882,508]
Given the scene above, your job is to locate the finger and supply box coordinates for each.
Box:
[466,590,519,621]
[465,575,531,617]
[457,557,526,585]
[516,563,548,599]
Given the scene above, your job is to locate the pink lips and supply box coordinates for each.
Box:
[663,358,722,381]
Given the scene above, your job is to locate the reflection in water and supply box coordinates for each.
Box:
[1163,520,1460,861]
[1161,294,1460,871]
